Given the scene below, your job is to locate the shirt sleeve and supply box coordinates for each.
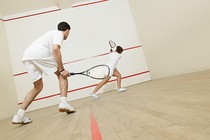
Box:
[52,31,63,47]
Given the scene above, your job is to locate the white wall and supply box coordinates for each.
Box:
[2,0,210,120]
[0,13,3,19]
[0,20,18,121]
[4,0,150,112]
[129,0,210,79]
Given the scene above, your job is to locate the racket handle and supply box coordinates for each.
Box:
[70,72,76,75]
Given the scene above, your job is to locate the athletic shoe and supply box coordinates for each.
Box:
[90,93,99,99]
[12,114,32,124]
[117,87,127,93]
[59,102,76,114]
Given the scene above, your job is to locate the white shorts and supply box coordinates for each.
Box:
[23,60,57,82]
[107,65,115,77]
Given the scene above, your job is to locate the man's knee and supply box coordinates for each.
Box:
[116,72,121,78]
[33,79,43,92]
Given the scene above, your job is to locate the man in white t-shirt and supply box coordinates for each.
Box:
[12,22,76,125]
[90,46,127,99]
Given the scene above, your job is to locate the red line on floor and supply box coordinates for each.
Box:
[89,104,103,140]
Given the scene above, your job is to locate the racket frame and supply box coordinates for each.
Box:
[109,40,116,48]
[70,64,110,80]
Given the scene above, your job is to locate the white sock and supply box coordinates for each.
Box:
[17,109,25,117]
[61,96,67,103]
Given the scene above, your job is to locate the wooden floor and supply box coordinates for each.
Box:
[1,70,210,140]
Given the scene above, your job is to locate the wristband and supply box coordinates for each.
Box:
[59,69,65,73]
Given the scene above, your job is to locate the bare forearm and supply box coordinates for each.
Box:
[52,45,64,71]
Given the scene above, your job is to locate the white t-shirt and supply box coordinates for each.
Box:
[106,52,122,71]
[22,30,63,61]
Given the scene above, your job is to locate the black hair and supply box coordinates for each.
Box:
[116,46,123,54]
[57,21,71,31]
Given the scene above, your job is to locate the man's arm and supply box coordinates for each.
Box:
[52,44,64,71]
[52,44,69,77]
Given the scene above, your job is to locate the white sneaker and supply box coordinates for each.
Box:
[12,114,32,124]
[59,102,76,114]
[90,93,99,99]
[117,87,126,93]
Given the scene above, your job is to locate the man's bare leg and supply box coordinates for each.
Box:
[93,77,110,94]
[56,72,76,113]
[12,78,43,124]
[113,69,126,93]
[20,78,43,110]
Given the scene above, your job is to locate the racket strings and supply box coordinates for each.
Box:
[87,66,110,79]
[109,40,116,48]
